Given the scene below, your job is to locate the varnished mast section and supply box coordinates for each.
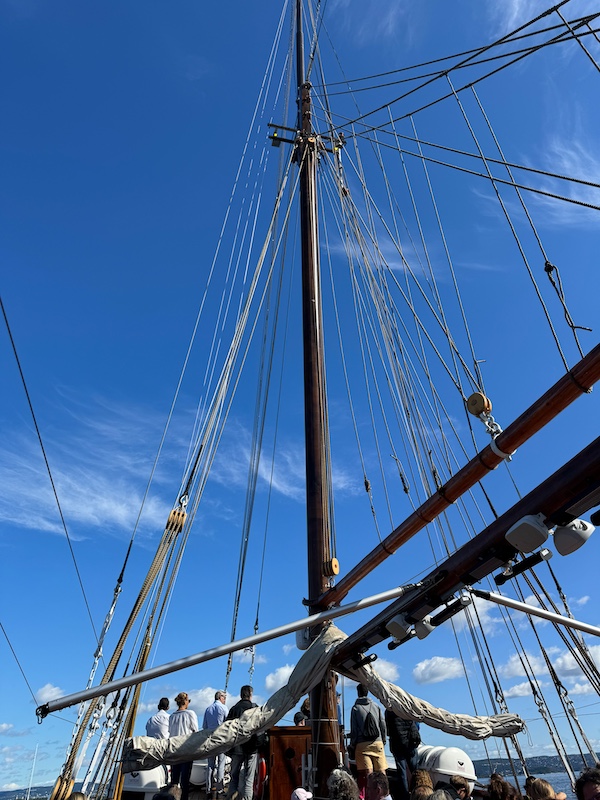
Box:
[295,0,341,794]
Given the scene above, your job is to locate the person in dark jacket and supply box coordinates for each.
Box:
[384,710,421,800]
[226,685,259,800]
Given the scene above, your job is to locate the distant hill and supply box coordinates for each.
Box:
[472,753,592,780]
[0,789,54,800]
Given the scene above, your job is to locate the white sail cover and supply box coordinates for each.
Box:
[121,623,524,772]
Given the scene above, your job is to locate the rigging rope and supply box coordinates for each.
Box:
[445,73,570,371]
[335,2,582,130]
[315,15,598,88]
[469,84,588,356]
[316,23,600,99]
[556,7,600,72]
[0,295,100,646]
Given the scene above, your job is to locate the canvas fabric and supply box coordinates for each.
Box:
[122,624,524,772]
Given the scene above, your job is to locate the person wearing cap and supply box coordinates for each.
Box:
[292,789,313,800]
[203,691,229,795]
[168,692,199,800]
[146,697,170,739]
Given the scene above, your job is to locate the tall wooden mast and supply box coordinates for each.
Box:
[295,0,341,794]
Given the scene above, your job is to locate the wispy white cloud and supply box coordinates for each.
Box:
[532,132,600,227]
[487,0,599,35]
[412,656,465,684]
[282,643,296,655]
[0,393,174,540]
[328,0,414,47]
[0,724,29,738]
[211,420,362,502]
[181,54,210,82]
[265,664,294,692]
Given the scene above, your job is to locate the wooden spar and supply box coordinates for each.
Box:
[318,342,600,610]
[296,0,340,793]
[332,435,600,665]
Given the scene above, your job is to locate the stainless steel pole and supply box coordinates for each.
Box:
[471,588,600,637]
[37,582,417,719]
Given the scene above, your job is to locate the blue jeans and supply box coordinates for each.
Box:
[207,752,226,791]
[394,750,418,800]
[227,752,257,800]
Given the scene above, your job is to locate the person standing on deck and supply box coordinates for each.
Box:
[203,690,228,795]
[384,709,421,800]
[169,692,199,800]
[226,685,259,800]
[146,697,170,739]
[350,684,387,798]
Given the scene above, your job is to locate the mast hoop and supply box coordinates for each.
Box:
[489,436,517,461]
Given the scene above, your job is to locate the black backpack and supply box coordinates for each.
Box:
[363,710,380,741]
[394,718,421,751]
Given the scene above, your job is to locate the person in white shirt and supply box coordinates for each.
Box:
[168,692,199,800]
[146,697,170,739]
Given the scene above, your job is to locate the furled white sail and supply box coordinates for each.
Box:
[122,624,523,772]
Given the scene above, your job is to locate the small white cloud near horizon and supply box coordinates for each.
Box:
[451,593,502,636]
[234,648,267,666]
[567,680,595,696]
[570,595,590,607]
[413,656,465,684]
[504,680,544,698]
[188,687,227,714]
[375,658,399,682]
[265,665,294,692]
[35,684,64,704]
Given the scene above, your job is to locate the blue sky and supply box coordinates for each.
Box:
[1,0,600,791]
